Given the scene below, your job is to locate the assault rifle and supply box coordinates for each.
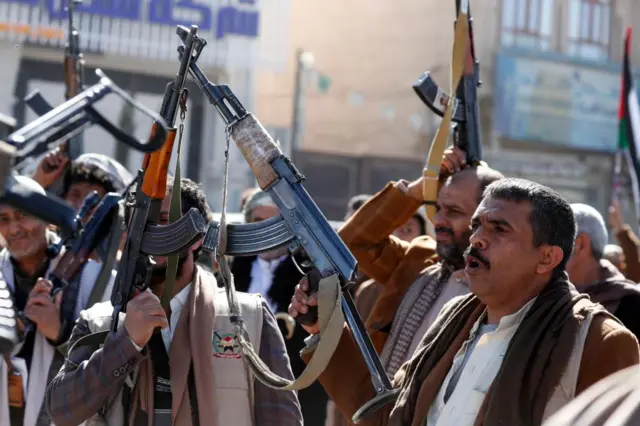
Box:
[108,25,208,332]
[10,70,168,170]
[178,28,397,422]
[412,0,482,164]
[24,0,85,191]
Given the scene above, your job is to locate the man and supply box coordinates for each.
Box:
[566,204,640,339]
[603,244,626,273]
[46,177,302,426]
[32,148,133,209]
[325,206,431,426]
[336,148,503,380]
[0,176,110,426]
[231,189,326,426]
[291,178,640,426]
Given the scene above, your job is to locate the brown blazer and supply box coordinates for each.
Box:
[338,182,439,352]
[306,313,640,426]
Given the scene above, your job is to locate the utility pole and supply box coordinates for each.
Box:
[289,49,314,158]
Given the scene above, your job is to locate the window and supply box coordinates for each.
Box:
[568,0,612,61]
[501,0,555,51]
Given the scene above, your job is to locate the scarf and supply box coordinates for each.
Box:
[581,259,640,313]
[389,276,609,426]
[130,268,217,426]
[381,264,449,378]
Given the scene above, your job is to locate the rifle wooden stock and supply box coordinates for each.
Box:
[141,124,177,199]
[64,57,80,100]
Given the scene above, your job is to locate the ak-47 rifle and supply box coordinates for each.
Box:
[413,0,478,221]
[12,70,168,169]
[23,0,84,192]
[108,25,208,333]
[178,27,397,422]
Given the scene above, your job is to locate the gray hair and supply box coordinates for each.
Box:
[242,189,276,222]
[570,203,608,260]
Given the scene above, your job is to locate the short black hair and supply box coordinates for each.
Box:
[346,194,372,215]
[63,163,117,197]
[483,178,576,275]
[166,175,212,222]
[124,176,212,224]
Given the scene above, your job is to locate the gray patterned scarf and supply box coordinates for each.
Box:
[380,263,451,378]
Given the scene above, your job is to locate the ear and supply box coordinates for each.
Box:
[535,245,565,275]
[573,233,594,260]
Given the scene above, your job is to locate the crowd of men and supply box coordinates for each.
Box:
[2,142,640,426]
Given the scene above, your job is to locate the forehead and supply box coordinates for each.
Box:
[474,197,532,227]
[439,176,480,209]
[0,205,18,215]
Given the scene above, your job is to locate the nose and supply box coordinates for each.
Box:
[469,227,488,250]
[432,209,448,229]
[6,220,22,237]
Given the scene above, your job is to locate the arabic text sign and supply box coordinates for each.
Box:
[0,21,63,39]
[2,0,259,40]
[494,50,619,152]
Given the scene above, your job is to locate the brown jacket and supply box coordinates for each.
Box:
[307,308,639,426]
[338,182,439,352]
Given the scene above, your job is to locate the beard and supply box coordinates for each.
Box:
[150,252,189,290]
[435,229,472,269]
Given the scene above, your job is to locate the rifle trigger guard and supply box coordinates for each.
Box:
[140,208,207,256]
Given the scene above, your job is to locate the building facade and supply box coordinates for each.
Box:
[0,0,292,211]
[259,0,640,225]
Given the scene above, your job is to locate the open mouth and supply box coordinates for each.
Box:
[465,255,483,273]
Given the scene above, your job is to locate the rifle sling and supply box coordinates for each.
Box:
[214,131,345,391]
[422,7,470,222]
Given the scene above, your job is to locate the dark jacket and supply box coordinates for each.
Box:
[231,253,329,426]
[583,259,640,341]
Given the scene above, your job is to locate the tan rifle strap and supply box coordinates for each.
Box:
[423,4,470,222]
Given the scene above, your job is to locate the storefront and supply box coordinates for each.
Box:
[491,48,625,223]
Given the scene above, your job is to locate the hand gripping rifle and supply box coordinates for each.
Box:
[177,27,397,422]
[24,0,85,194]
[17,191,123,342]
[413,0,480,220]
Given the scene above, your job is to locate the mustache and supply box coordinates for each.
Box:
[435,226,454,236]
[464,246,491,269]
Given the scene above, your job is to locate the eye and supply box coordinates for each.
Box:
[495,226,506,233]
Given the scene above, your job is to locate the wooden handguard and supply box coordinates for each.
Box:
[231,114,282,189]
[141,124,177,199]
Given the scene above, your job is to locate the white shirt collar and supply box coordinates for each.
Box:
[170,283,191,315]
[471,297,538,336]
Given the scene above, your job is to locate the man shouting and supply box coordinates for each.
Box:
[291,178,639,426]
